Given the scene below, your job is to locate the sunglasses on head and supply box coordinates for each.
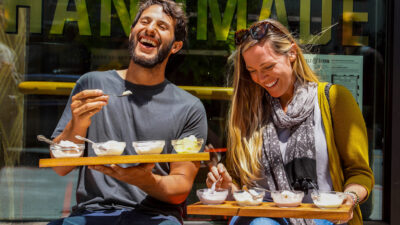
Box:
[234,21,285,45]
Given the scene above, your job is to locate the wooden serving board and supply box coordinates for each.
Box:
[39,152,210,167]
[187,201,352,221]
[187,202,241,216]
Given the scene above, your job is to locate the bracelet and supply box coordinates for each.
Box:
[344,191,360,206]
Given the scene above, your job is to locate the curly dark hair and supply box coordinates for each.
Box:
[131,0,188,43]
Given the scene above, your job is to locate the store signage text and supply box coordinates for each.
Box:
[4,0,368,45]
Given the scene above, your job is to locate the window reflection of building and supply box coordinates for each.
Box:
[0,3,26,217]
[334,12,385,220]
[0,2,23,167]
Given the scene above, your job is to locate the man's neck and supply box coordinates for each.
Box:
[118,60,167,85]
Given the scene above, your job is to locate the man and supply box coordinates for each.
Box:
[48,1,207,224]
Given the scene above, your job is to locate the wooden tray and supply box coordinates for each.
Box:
[187,201,352,221]
[39,152,210,167]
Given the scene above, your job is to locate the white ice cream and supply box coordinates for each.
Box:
[94,141,125,156]
[233,190,263,206]
[197,188,228,205]
[51,141,83,158]
[58,140,79,148]
[133,141,165,154]
[271,190,303,207]
[313,193,344,209]
[122,90,132,96]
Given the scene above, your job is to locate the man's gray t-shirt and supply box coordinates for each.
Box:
[52,70,208,221]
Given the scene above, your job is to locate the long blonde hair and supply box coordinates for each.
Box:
[226,19,319,187]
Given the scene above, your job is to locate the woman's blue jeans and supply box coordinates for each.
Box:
[229,216,334,225]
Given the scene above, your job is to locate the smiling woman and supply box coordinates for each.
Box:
[206,19,374,225]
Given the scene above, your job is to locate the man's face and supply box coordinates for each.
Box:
[129,5,176,68]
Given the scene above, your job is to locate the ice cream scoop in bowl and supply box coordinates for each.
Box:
[197,188,229,205]
[75,135,125,156]
[271,190,304,207]
[49,140,84,158]
[37,135,84,158]
[92,141,126,156]
[171,135,204,154]
[311,191,346,209]
[233,187,265,206]
[132,140,165,155]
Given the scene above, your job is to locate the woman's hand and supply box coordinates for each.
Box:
[206,163,233,190]
[332,184,367,224]
[331,195,354,224]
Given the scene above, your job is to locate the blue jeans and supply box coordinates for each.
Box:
[47,208,181,225]
[229,216,334,225]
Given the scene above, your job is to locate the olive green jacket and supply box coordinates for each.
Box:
[318,82,374,225]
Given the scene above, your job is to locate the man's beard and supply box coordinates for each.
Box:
[129,37,174,68]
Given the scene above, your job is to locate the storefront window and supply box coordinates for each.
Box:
[0,0,386,222]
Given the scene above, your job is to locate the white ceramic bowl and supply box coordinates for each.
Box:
[132,140,165,155]
[271,190,304,207]
[93,141,126,156]
[171,137,204,154]
[50,141,84,158]
[196,188,229,205]
[233,187,265,206]
[311,191,346,209]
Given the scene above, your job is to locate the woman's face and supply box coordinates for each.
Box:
[242,40,296,103]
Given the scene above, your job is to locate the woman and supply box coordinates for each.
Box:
[206,19,374,225]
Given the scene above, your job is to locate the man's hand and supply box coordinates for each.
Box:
[88,163,156,189]
[89,161,200,204]
[51,89,108,176]
[70,89,109,129]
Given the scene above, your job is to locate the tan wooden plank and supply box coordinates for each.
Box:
[187,201,352,221]
[187,202,240,216]
[238,202,352,220]
[39,153,210,167]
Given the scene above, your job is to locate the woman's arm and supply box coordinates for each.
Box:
[330,84,374,203]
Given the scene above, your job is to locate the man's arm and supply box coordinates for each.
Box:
[51,120,85,176]
[89,97,208,204]
[89,160,200,204]
[52,89,109,176]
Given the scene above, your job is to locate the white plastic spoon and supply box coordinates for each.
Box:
[211,176,222,193]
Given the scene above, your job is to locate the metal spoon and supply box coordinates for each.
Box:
[243,185,264,200]
[75,135,106,151]
[37,135,80,153]
[106,90,132,97]
[309,182,321,201]
[37,135,59,146]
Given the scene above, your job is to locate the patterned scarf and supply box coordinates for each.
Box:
[262,81,318,225]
